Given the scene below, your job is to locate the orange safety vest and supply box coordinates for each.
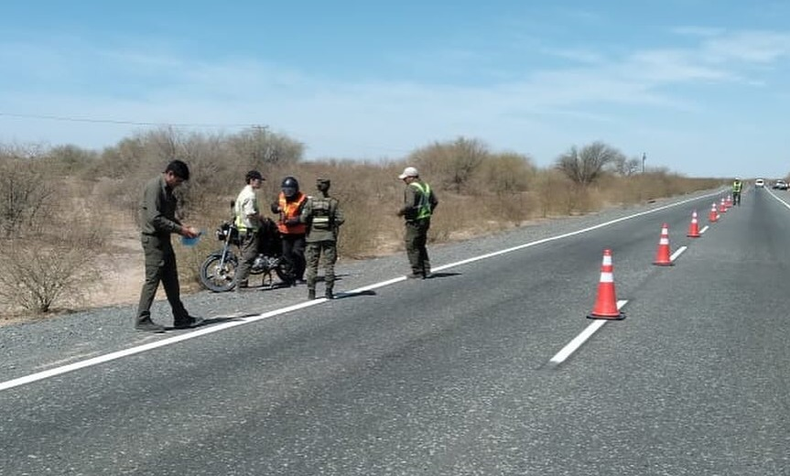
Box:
[277,192,307,234]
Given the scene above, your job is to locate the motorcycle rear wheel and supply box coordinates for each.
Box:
[199,254,238,292]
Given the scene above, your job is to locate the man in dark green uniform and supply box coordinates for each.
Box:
[732,177,743,206]
[397,166,438,279]
[135,160,203,333]
[301,178,345,300]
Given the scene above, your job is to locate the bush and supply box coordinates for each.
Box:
[0,228,104,314]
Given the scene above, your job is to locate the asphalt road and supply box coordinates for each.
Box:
[1,186,788,475]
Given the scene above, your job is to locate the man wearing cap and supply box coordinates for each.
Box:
[301,178,345,299]
[397,166,438,279]
[234,170,266,291]
[135,160,202,332]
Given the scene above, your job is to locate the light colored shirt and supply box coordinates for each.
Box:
[234,184,261,231]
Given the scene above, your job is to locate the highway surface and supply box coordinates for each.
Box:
[1,186,788,475]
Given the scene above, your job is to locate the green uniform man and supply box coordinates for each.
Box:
[397,166,439,279]
[732,178,743,206]
[301,178,345,300]
[135,160,203,333]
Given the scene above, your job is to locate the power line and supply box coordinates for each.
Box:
[0,111,256,128]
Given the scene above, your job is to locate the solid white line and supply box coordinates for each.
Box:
[549,300,627,365]
[0,191,723,392]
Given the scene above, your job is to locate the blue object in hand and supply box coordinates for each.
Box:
[181,231,203,246]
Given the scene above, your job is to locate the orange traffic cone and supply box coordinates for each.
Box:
[718,198,727,214]
[653,223,673,266]
[587,249,625,320]
[709,202,718,223]
[726,195,733,208]
[687,210,701,238]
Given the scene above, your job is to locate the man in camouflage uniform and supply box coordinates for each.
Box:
[300,178,345,300]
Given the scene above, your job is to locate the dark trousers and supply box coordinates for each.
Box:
[281,233,306,282]
[235,231,260,286]
[404,219,431,275]
[136,234,188,324]
[305,241,337,291]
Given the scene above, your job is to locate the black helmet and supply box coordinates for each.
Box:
[281,176,299,198]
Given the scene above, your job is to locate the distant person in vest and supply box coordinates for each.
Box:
[732,177,743,206]
[234,170,266,292]
[271,176,308,285]
[396,166,438,279]
[301,178,345,300]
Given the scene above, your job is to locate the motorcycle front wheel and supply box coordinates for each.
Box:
[199,253,238,292]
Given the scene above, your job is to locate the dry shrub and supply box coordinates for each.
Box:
[0,226,104,314]
[0,155,55,238]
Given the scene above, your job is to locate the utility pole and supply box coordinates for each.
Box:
[251,125,270,163]
[642,152,646,173]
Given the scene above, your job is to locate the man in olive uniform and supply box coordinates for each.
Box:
[301,178,345,300]
[397,166,438,279]
[732,178,743,206]
[135,160,203,333]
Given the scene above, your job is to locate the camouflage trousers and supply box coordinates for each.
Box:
[305,240,337,291]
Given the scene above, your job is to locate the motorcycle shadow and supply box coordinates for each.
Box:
[332,290,377,300]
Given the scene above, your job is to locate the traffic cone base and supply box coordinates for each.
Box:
[588,249,626,320]
[587,310,625,320]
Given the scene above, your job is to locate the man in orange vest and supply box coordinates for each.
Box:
[271,176,308,285]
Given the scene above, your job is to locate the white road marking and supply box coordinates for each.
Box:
[0,191,724,392]
[549,300,627,365]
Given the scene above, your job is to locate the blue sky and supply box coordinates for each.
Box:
[1,0,790,178]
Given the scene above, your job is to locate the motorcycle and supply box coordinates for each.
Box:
[199,211,292,292]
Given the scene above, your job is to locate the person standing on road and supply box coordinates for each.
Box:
[732,178,743,206]
[135,160,203,333]
[396,166,438,279]
[301,178,345,300]
[234,170,266,292]
[271,176,308,285]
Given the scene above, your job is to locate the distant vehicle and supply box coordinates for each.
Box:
[772,179,788,190]
[755,179,765,188]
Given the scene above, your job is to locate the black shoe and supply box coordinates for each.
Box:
[423,272,433,280]
[135,320,165,333]
[325,289,334,300]
[173,316,204,329]
[407,272,422,279]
